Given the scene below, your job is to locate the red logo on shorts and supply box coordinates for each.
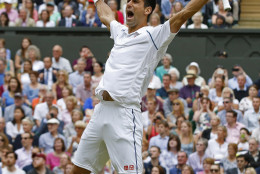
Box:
[129,165,134,170]
[124,166,128,170]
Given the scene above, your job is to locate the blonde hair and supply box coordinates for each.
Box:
[180,121,193,143]
[28,45,41,60]
[65,96,77,107]
[222,87,235,100]
[22,117,34,126]
[172,99,184,116]
[74,120,87,128]
[245,167,256,174]
[56,70,69,86]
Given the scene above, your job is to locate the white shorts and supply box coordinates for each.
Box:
[72,101,143,174]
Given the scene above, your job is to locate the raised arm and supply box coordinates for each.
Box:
[95,0,116,30]
[169,0,208,33]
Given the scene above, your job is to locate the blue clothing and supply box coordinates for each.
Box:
[6,49,11,60]
[23,85,39,103]
[144,161,166,174]
[39,132,66,154]
[181,142,193,156]
[169,166,182,174]
[217,109,244,125]
[149,135,169,151]
[155,65,174,82]
[2,91,14,107]
[0,73,4,86]
[80,10,102,27]
[161,0,172,18]
[156,87,168,99]
[69,71,84,93]
[83,97,93,111]
[228,75,253,90]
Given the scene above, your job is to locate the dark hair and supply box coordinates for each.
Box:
[95,61,103,71]
[21,37,32,59]
[167,134,181,151]
[49,105,59,113]
[249,84,259,91]
[0,12,9,26]
[29,71,39,78]
[8,77,22,93]
[53,138,66,152]
[236,154,249,162]
[240,127,250,136]
[22,132,34,139]
[6,151,18,160]
[175,115,186,126]
[153,166,165,174]
[80,45,90,52]
[227,110,237,118]
[150,145,161,153]
[158,120,169,128]
[144,0,156,20]
[163,74,171,80]
[43,56,52,62]
[12,107,25,125]
[40,9,50,22]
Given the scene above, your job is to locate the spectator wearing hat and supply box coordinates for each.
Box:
[2,152,26,174]
[182,62,206,87]
[46,1,61,25]
[13,8,35,27]
[39,118,65,154]
[155,53,175,82]
[179,69,201,108]
[38,0,58,16]
[4,92,32,122]
[0,0,19,23]
[228,64,253,90]
[28,153,54,174]
[156,74,171,103]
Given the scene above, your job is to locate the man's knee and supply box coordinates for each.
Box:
[72,164,91,174]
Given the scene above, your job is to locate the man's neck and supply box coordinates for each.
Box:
[254,108,259,113]
[228,122,236,128]
[24,145,32,151]
[54,57,60,62]
[239,168,245,173]
[36,165,46,174]
[160,133,166,138]
[128,23,147,34]
[7,165,16,172]
[251,150,258,156]
[239,86,244,90]
[151,158,159,166]
[164,65,170,69]
[50,131,58,137]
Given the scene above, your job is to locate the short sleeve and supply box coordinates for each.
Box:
[110,20,124,40]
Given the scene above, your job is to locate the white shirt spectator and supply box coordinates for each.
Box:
[207,139,228,160]
[32,60,44,71]
[15,147,33,169]
[36,20,55,27]
[187,24,208,29]
[239,97,253,113]
[6,122,24,139]
[2,167,26,174]
[38,4,58,15]
[34,102,61,121]
[52,57,72,73]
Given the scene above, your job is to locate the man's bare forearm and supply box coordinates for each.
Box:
[96,0,115,30]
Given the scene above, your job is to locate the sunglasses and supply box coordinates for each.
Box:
[210,169,219,173]
[173,103,180,105]
[223,101,230,104]
[21,137,30,140]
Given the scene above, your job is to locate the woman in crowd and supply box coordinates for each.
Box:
[26,45,44,71]
[237,128,250,151]
[151,166,166,174]
[171,115,186,136]
[67,120,87,156]
[169,68,183,90]
[208,67,228,88]
[193,97,216,135]
[220,143,237,173]
[180,121,195,156]
[0,12,9,27]
[208,76,225,105]
[207,126,228,160]
[182,165,194,174]
[0,71,14,97]
[187,11,208,29]
[167,99,186,129]
[17,59,32,87]
[239,85,258,113]
[0,49,14,74]
[201,115,220,140]
[160,135,181,173]
[57,86,73,111]
[182,62,206,87]
[84,96,100,123]
[24,0,38,22]
[147,111,165,140]
[0,39,11,60]
[36,9,55,27]
[91,62,103,88]
[63,109,83,139]
[2,77,22,107]
[60,96,78,126]
[15,37,32,72]
[0,133,10,152]
[46,138,68,170]
[197,158,215,174]
[52,70,71,100]
[23,71,41,107]
[53,153,70,174]
[6,107,25,140]
[149,13,161,27]
[217,87,239,111]
[212,0,233,28]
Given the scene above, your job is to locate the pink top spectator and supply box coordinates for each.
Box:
[46,152,70,170]
[0,9,18,22]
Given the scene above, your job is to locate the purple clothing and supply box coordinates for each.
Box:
[0,9,18,22]
[73,58,93,74]
[179,85,200,108]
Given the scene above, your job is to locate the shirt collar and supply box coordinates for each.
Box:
[122,25,149,36]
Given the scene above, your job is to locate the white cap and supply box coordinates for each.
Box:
[47,118,60,125]
[4,0,12,4]
[186,62,201,75]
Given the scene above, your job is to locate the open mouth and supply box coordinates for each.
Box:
[127,11,134,20]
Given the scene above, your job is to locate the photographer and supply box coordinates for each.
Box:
[147,111,166,141]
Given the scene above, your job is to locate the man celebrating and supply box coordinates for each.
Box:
[72,0,209,173]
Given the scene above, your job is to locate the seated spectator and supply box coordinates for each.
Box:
[18,60,32,87]
[226,154,249,174]
[52,70,72,100]
[142,99,157,132]
[217,97,243,125]
[15,132,34,169]
[57,86,73,111]
[57,0,79,18]
[228,64,253,90]
[0,12,10,26]
[187,11,208,29]
[147,111,164,140]
[0,39,11,60]
[4,92,32,122]
[201,115,220,140]
[149,120,169,152]
[38,0,58,16]
[58,5,81,27]
[180,121,194,156]
[208,76,225,105]
[0,48,14,73]
[64,162,73,174]
[13,8,35,27]
[76,72,93,106]
[23,0,38,22]
[220,143,237,173]
[209,164,221,174]
[171,115,186,136]
[0,70,14,98]
[244,97,260,133]
[183,62,206,87]
[179,70,200,108]
[168,68,182,90]
[14,37,31,73]
[208,67,228,88]
[237,128,250,151]
[149,13,160,27]
[155,53,175,82]
[46,1,61,25]
[81,5,101,27]
[246,138,260,169]
[23,71,40,106]
[234,74,249,102]
[217,87,239,111]
[6,106,25,140]
[142,83,163,112]
[198,158,215,174]
[0,0,19,23]
[67,120,86,156]
[91,62,103,88]
[51,45,72,73]
[28,152,54,174]
[187,138,209,173]
[212,14,227,29]
[170,2,186,28]
[2,77,22,107]
[159,135,181,173]
[36,9,55,27]
[151,166,166,174]
[169,151,188,174]
[38,57,58,90]
[60,96,78,126]
[167,99,187,129]
[26,45,44,72]
[53,153,70,174]
[69,58,86,93]
[144,146,165,174]
[63,109,83,139]
[245,167,257,174]
[240,85,258,113]
[39,118,65,154]
[156,74,171,103]
[46,137,68,170]
[211,0,233,28]
[2,152,26,174]
[0,132,11,153]
[107,0,124,24]
[72,45,94,73]
[207,126,228,160]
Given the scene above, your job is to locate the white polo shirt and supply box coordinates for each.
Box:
[96,20,177,110]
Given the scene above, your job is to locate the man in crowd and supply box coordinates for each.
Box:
[209,164,220,174]
[226,154,249,174]
[73,45,94,73]
[144,146,165,174]
[142,83,163,112]
[52,45,72,73]
[69,58,86,93]
[246,138,260,169]
[76,72,92,106]
[169,151,188,174]
[149,120,169,151]
[233,74,248,101]
[156,74,171,103]
[58,5,81,27]
[2,152,26,174]
[28,153,54,174]
[244,97,260,133]
[0,0,18,23]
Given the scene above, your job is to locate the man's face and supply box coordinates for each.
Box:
[196,141,205,152]
[52,46,62,58]
[64,6,73,18]
[162,76,170,87]
[210,165,220,174]
[84,74,92,85]
[19,9,27,20]
[77,61,86,72]
[253,98,260,110]
[226,112,235,125]
[177,152,187,165]
[4,3,12,11]
[6,153,16,167]
[237,75,246,87]
[237,157,247,170]
[147,101,155,111]
[44,58,52,69]
[187,77,195,86]
[149,147,160,159]
[33,157,45,168]
[47,123,58,133]
[249,139,258,153]
[45,94,54,105]
[147,88,156,97]
[158,124,166,135]
[169,92,178,101]
[232,66,240,77]
[80,47,92,58]
[14,97,23,106]
[223,99,232,110]
[108,0,117,11]
[21,133,32,148]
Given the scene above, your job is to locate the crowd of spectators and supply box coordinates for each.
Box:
[0,0,240,28]
[0,35,259,174]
